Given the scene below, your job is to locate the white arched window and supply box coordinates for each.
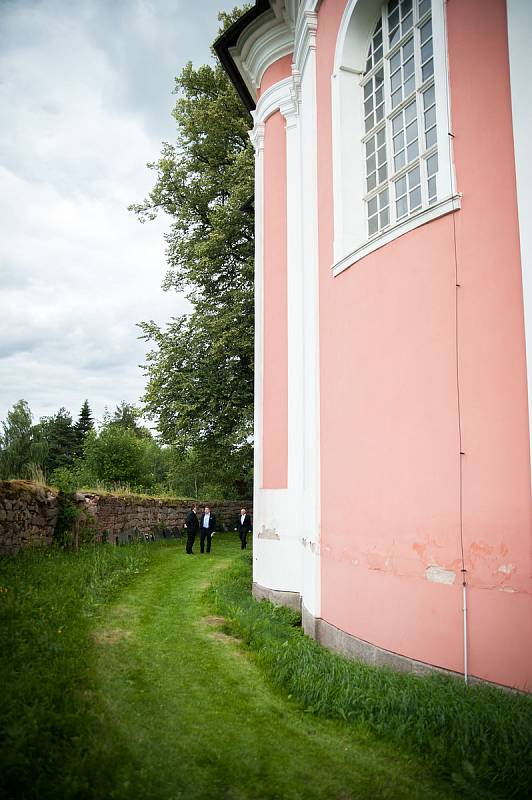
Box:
[332,0,459,276]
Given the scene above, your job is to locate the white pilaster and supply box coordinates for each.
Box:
[295,11,321,620]
[507,0,532,481]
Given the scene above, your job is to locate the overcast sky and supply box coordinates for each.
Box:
[0,0,237,428]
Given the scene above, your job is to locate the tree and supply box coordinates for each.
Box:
[82,426,152,490]
[0,400,47,479]
[131,9,254,498]
[38,408,78,475]
[74,400,93,456]
[109,402,151,439]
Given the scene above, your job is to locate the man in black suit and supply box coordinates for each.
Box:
[199,505,216,554]
[185,504,199,554]
[237,507,252,550]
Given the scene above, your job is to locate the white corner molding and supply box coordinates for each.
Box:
[294,10,318,73]
[507,0,532,480]
[332,193,462,276]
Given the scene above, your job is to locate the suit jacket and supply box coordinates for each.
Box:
[200,512,216,534]
[185,510,199,534]
[237,514,252,535]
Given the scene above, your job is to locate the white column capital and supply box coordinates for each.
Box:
[249,121,265,154]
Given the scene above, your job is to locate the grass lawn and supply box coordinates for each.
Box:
[1,535,528,799]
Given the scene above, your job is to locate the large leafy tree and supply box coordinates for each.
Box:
[0,400,47,479]
[131,9,254,498]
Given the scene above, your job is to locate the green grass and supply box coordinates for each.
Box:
[1,535,528,799]
[0,542,157,799]
[207,555,532,800]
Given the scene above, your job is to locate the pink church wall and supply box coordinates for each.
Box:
[316,0,531,689]
[262,110,288,489]
[257,54,293,100]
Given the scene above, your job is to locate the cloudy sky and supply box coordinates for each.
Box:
[0,0,237,427]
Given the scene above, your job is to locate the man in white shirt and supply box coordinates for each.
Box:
[199,505,216,553]
[237,508,252,550]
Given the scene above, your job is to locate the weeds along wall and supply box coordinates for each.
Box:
[0,481,253,555]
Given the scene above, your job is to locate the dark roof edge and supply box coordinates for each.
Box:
[213,0,271,113]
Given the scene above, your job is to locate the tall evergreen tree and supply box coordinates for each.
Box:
[75,400,93,447]
[38,408,78,475]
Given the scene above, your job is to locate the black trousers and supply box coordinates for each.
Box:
[239,530,248,549]
[200,529,212,553]
[186,532,196,553]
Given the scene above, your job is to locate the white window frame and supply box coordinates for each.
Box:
[331,0,460,277]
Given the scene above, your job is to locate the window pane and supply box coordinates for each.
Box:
[368,196,378,216]
[404,75,415,96]
[427,152,438,176]
[410,186,422,209]
[380,207,390,227]
[404,56,415,79]
[402,11,413,34]
[391,71,402,91]
[419,0,431,17]
[366,138,375,155]
[407,140,419,161]
[428,176,437,203]
[394,151,406,170]
[404,37,414,60]
[422,59,434,81]
[368,172,377,191]
[423,84,435,109]
[421,40,433,64]
[396,175,407,197]
[396,196,408,218]
[425,126,437,148]
[377,128,386,147]
[406,120,417,144]
[408,166,420,187]
[378,164,388,183]
[390,51,401,73]
[393,131,405,153]
[420,19,432,43]
[369,215,379,235]
[424,105,436,129]
[405,101,417,124]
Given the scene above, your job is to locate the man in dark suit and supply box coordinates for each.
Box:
[185,504,199,554]
[237,507,252,550]
[199,505,216,554]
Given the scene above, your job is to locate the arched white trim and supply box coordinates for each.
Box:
[229,2,296,101]
[331,0,460,274]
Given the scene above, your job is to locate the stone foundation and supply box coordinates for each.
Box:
[253,581,519,691]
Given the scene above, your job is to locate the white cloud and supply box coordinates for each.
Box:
[0,0,237,426]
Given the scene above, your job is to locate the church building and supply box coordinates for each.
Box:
[216,0,532,691]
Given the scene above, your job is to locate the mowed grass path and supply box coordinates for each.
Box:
[91,537,460,800]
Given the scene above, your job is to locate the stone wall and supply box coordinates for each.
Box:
[0,480,252,555]
[0,481,59,556]
[77,493,252,545]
